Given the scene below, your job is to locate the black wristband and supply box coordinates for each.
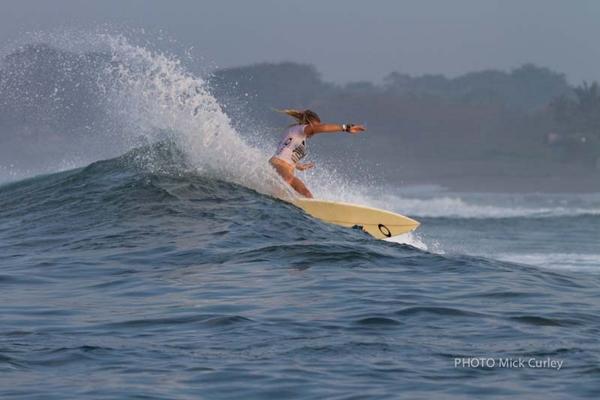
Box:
[344,123,354,132]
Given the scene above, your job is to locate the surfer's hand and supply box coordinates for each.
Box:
[349,124,366,134]
[296,162,315,171]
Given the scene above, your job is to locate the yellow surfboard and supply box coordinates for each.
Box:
[291,198,420,240]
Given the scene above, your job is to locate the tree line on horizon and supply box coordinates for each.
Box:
[210,61,600,168]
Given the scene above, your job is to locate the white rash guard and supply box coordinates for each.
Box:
[273,124,309,166]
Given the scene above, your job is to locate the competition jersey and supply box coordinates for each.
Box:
[273,124,308,165]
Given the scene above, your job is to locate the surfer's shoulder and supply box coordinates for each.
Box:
[302,123,314,137]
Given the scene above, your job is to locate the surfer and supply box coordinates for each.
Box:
[270,109,365,198]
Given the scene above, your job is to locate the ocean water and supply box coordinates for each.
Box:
[1,32,600,399]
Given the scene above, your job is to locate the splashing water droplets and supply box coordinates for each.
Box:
[97,34,286,195]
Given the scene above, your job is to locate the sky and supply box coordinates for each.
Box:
[1,0,599,84]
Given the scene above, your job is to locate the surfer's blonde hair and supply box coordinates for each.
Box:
[277,109,321,125]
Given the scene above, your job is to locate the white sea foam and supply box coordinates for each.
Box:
[384,232,431,251]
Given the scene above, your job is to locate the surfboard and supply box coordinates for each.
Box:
[291,198,420,239]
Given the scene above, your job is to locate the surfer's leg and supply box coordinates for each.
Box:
[269,157,313,198]
[290,177,313,198]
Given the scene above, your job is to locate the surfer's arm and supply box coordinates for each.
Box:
[305,124,366,136]
[296,162,314,171]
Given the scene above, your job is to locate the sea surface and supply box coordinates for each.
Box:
[1,32,600,399]
[1,147,600,399]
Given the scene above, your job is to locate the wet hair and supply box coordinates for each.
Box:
[277,109,321,125]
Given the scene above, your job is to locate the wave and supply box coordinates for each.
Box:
[0,30,294,199]
[2,145,598,275]
[97,33,285,196]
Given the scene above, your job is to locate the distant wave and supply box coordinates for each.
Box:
[385,195,600,219]
[332,191,600,219]
[495,252,600,271]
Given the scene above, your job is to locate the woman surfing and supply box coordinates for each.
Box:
[269,109,365,198]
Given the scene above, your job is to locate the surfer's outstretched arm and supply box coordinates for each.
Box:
[305,123,365,137]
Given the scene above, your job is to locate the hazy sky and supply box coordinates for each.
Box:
[2,0,599,84]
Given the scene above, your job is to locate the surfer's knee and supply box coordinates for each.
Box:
[291,177,313,198]
[281,173,294,184]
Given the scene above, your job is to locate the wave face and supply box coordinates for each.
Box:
[1,32,600,399]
